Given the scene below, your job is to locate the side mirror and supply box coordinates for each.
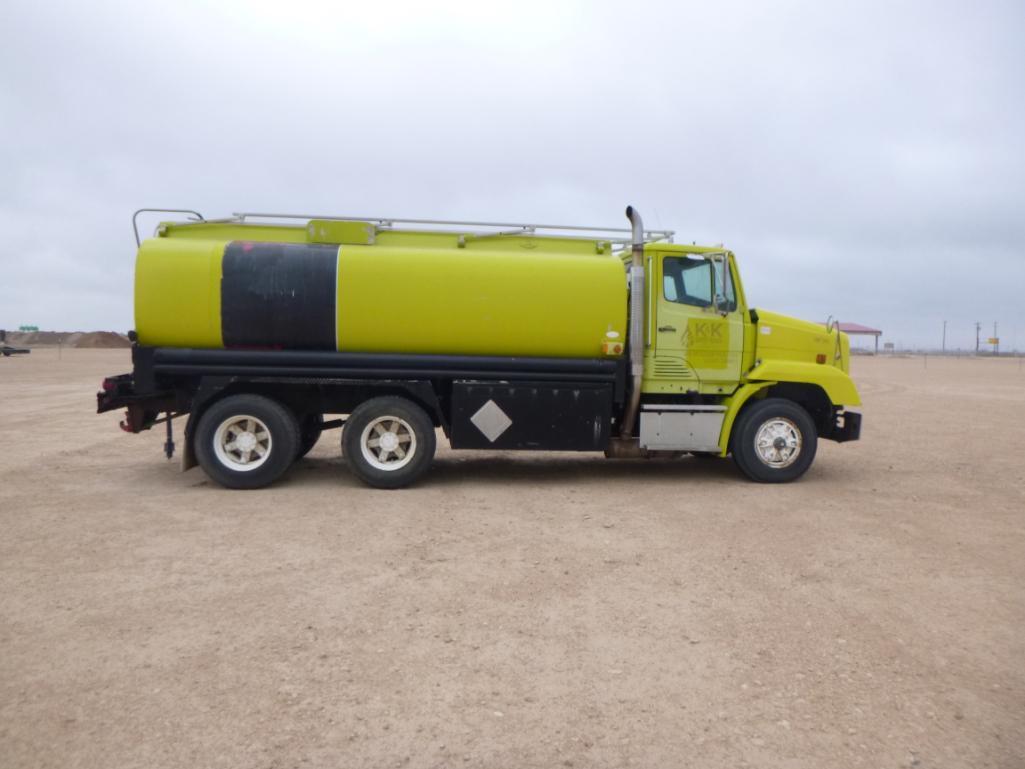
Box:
[711,254,730,315]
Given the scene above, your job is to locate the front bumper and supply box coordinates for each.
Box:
[832,410,862,443]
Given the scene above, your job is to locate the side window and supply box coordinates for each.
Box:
[681,264,712,304]
[663,275,678,302]
[663,255,738,312]
[662,256,713,308]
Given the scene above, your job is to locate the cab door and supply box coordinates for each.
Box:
[653,253,744,393]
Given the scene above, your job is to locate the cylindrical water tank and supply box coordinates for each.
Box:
[135,237,627,358]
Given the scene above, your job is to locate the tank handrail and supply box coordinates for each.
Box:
[227,211,675,243]
[132,208,205,246]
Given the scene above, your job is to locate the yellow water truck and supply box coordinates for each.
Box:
[98,206,861,489]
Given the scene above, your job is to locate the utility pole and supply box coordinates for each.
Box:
[994,321,999,355]
[975,322,981,354]
[942,320,947,354]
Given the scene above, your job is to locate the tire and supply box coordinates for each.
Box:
[730,398,818,483]
[342,396,436,489]
[194,394,300,489]
[296,413,324,459]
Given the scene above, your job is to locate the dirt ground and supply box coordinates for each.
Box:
[1,350,1023,769]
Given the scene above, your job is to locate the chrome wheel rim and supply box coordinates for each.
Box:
[754,417,802,468]
[360,416,416,471]
[213,414,272,471]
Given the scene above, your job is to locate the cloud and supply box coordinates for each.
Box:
[2,0,1023,348]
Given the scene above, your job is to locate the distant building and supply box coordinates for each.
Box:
[826,322,883,354]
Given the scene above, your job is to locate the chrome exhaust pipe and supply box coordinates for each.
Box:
[619,205,645,439]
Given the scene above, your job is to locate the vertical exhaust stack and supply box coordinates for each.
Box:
[619,205,645,439]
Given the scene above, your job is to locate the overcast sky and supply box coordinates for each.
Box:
[2,0,1023,349]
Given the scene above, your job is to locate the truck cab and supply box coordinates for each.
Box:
[631,242,861,479]
[642,245,749,394]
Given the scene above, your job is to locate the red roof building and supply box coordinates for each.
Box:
[826,322,883,353]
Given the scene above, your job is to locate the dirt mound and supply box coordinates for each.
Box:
[73,331,131,349]
[2,331,131,348]
[6,331,77,346]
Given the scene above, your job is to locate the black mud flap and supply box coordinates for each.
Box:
[181,411,198,472]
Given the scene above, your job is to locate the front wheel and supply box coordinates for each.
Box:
[194,394,299,489]
[731,398,818,483]
[342,396,436,489]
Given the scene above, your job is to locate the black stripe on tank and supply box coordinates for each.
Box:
[221,241,338,350]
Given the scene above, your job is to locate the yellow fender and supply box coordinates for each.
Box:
[747,360,861,407]
[717,382,775,455]
[718,361,861,455]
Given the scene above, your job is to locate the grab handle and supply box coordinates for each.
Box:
[132,208,205,247]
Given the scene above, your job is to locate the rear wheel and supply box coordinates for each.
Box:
[342,396,436,489]
[731,398,817,483]
[195,394,299,489]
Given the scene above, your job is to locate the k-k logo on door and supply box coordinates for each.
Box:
[683,319,731,369]
[682,320,726,344]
